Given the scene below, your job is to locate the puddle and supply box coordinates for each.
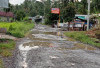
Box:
[32,34,65,41]
[58,43,96,50]
[44,32,58,35]
[44,32,63,36]
[23,41,53,47]
[27,33,51,41]
[31,31,40,34]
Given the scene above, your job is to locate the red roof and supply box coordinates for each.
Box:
[0,11,14,17]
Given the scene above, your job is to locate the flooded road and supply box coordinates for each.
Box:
[15,24,100,68]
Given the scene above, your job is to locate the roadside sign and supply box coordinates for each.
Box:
[51,8,60,14]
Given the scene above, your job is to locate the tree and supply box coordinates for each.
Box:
[45,13,59,25]
[91,0,100,13]
[4,3,14,12]
[45,0,52,24]
[63,3,76,22]
[16,11,26,21]
[80,0,87,14]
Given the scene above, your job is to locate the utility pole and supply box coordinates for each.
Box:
[87,0,90,31]
[43,1,45,23]
[41,0,45,23]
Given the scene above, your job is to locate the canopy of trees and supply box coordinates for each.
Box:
[4,0,100,22]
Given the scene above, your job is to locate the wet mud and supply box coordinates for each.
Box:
[13,24,100,68]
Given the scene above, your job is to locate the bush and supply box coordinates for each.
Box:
[9,25,15,31]
[0,22,34,38]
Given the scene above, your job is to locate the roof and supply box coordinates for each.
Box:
[75,14,88,20]
[0,11,14,17]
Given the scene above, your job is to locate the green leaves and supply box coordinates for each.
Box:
[64,31,100,47]
[63,3,76,22]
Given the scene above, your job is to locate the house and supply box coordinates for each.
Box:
[68,14,94,31]
[0,11,14,22]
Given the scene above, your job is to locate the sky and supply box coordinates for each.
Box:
[9,0,25,5]
[9,0,81,5]
[9,0,42,5]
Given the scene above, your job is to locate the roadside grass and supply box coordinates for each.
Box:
[0,22,34,38]
[0,22,34,67]
[0,39,15,57]
[0,39,15,68]
[64,31,100,48]
[0,59,3,68]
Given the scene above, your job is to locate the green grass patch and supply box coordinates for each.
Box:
[0,59,3,68]
[0,22,34,38]
[0,39,15,57]
[64,31,100,48]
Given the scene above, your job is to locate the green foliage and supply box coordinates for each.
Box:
[11,0,44,20]
[80,0,87,14]
[3,3,14,12]
[63,3,76,22]
[16,11,26,21]
[7,0,99,22]
[0,39,15,49]
[45,13,59,25]
[64,31,100,47]
[9,25,15,31]
[1,50,13,57]
[23,17,31,23]
[0,22,34,38]
[0,59,3,68]
[75,0,100,14]
[91,0,100,13]
[0,39,15,57]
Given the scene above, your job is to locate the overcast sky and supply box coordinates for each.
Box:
[9,0,81,5]
[9,0,25,5]
[9,0,41,5]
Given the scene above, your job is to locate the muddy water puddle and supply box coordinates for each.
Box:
[58,43,96,51]
[44,32,63,36]
[23,41,53,47]
[44,32,58,35]
[32,34,65,41]
[28,34,51,41]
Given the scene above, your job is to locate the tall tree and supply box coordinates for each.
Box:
[81,0,87,14]
[91,0,100,13]
[63,2,76,22]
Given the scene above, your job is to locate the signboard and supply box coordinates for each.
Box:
[51,8,60,14]
[0,0,9,8]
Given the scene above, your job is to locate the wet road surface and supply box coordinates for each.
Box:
[16,24,100,68]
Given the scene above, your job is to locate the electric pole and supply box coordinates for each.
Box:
[87,0,90,31]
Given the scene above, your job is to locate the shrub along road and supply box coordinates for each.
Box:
[6,24,100,68]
